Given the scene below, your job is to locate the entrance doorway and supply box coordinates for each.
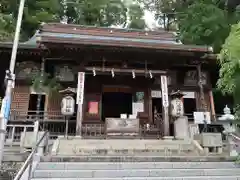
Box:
[183,98,197,121]
[102,92,132,121]
[28,94,46,116]
[152,98,162,123]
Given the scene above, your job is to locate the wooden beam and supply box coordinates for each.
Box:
[85,67,167,74]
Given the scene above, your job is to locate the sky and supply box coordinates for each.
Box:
[144,10,158,29]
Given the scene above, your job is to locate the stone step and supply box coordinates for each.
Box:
[4,146,22,153]
[31,177,240,180]
[32,169,240,178]
[42,155,235,162]
[56,139,195,155]
[36,162,239,170]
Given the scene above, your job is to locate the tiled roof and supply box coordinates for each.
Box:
[0,23,213,53]
[0,32,39,49]
[38,23,212,53]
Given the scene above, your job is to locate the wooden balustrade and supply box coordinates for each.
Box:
[8,110,221,139]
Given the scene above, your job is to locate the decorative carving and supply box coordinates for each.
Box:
[167,71,177,85]
[55,65,75,82]
[184,70,208,85]
[15,61,40,79]
[200,72,208,85]
[184,70,197,85]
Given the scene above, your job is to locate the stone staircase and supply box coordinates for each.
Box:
[3,145,29,161]
[32,161,240,180]
[27,138,240,180]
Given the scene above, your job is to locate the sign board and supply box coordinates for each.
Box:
[151,90,161,98]
[183,91,195,99]
[106,118,139,136]
[76,72,85,104]
[193,111,211,124]
[132,102,144,115]
[161,75,169,107]
[0,97,11,121]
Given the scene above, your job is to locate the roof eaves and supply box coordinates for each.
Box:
[39,32,211,53]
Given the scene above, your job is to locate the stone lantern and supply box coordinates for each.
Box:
[170,90,188,139]
[217,105,238,157]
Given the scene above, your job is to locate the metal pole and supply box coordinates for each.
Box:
[0,0,26,164]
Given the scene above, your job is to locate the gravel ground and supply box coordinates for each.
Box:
[0,162,23,180]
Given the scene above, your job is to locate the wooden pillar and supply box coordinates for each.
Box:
[161,75,169,136]
[209,91,216,121]
[76,72,85,136]
[197,64,207,111]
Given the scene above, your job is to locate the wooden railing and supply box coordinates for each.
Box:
[8,110,222,139]
[10,110,67,121]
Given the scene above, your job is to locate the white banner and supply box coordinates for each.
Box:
[76,72,85,104]
[161,75,169,107]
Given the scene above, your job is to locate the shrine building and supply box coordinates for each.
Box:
[0,23,217,138]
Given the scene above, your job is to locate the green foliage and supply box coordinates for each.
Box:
[0,13,15,41]
[127,3,146,29]
[64,0,128,26]
[177,2,231,52]
[0,0,61,40]
[31,72,61,96]
[0,0,146,40]
[218,22,240,128]
[217,23,240,94]
[138,0,240,52]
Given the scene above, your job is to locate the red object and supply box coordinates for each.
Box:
[88,101,98,114]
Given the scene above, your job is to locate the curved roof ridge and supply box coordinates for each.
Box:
[23,30,40,46]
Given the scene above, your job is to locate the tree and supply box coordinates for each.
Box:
[217,22,240,94]
[63,0,127,26]
[63,0,146,28]
[217,22,240,120]
[127,3,146,29]
[0,13,15,41]
[0,0,146,40]
[0,0,61,40]
[177,1,231,52]
[136,0,181,30]
[138,0,239,52]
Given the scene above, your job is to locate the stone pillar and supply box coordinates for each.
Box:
[161,75,169,136]
[174,116,189,139]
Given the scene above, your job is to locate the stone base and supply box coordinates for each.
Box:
[174,116,189,140]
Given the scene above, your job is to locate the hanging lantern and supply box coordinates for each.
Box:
[170,90,184,118]
[61,96,75,115]
[59,87,76,116]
